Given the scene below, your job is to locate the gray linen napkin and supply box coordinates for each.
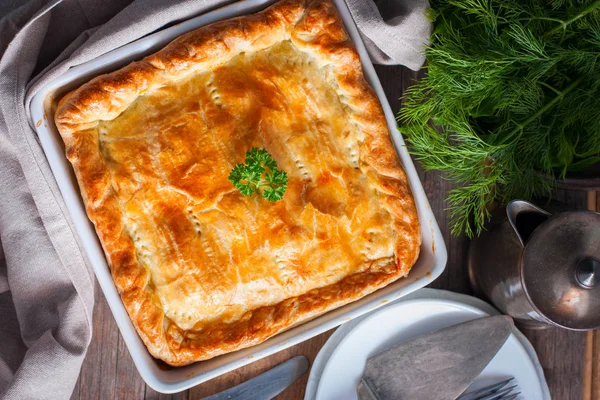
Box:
[346,0,431,70]
[0,0,430,398]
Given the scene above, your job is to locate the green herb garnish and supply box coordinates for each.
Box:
[228,148,288,202]
[399,0,600,237]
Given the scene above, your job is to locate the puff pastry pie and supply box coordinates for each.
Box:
[55,0,421,366]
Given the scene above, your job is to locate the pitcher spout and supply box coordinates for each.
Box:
[506,200,551,247]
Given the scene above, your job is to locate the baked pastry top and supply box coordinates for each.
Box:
[54,0,420,366]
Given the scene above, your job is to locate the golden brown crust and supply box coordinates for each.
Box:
[55,0,420,366]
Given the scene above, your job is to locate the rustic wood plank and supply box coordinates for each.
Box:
[73,283,120,400]
[591,330,600,399]
[144,387,189,400]
[524,328,586,399]
[584,330,593,400]
[588,191,597,211]
[583,192,599,400]
[586,192,600,400]
[114,333,146,399]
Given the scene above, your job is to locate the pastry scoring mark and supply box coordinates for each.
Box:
[187,207,202,236]
[206,73,223,108]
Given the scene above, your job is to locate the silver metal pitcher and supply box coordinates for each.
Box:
[468,200,600,330]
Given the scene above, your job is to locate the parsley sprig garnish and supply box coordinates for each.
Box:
[228,148,288,202]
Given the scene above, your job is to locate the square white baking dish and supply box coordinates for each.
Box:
[29,0,447,393]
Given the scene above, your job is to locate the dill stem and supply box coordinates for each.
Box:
[503,76,583,143]
[547,0,600,35]
[539,81,562,96]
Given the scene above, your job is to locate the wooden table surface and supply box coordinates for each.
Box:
[70,65,600,400]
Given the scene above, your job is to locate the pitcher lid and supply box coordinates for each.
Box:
[522,210,600,330]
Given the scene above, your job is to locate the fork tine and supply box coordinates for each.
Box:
[477,386,518,400]
[457,378,514,400]
[501,394,520,400]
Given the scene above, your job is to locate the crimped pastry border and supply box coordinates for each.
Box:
[54,0,421,366]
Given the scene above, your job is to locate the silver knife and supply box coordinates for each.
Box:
[204,356,309,400]
[357,315,514,400]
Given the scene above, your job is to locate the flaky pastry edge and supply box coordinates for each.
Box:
[54,0,421,366]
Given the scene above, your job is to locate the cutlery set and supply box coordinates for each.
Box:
[458,379,520,400]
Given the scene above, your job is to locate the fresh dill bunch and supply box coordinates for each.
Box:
[399,0,600,237]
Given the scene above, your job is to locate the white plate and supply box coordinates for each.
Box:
[310,290,549,400]
[28,0,446,393]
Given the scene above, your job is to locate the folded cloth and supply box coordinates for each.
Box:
[0,0,430,398]
[345,0,431,70]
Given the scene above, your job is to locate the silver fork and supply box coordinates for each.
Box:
[457,378,520,400]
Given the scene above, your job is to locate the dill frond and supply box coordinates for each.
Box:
[399,0,600,237]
